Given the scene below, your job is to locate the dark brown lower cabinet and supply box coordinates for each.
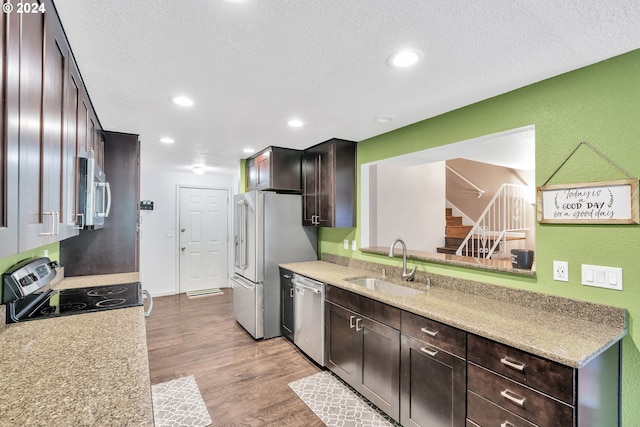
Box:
[280,268,295,342]
[325,301,400,422]
[400,334,466,427]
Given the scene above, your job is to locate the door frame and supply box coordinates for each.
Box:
[175,185,232,294]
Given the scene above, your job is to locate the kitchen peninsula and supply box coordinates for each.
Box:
[0,273,153,427]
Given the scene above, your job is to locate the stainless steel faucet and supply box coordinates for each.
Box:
[388,238,416,281]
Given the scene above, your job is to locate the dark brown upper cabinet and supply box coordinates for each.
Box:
[245,146,302,193]
[302,138,356,227]
[1,0,102,257]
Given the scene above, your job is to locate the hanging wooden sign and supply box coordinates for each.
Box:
[537,179,639,224]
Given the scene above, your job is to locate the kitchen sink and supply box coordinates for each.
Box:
[345,277,424,297]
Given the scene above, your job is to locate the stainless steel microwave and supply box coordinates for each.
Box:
[77,157,111,229]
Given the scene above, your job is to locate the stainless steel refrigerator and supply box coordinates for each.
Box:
[231,190,317,339]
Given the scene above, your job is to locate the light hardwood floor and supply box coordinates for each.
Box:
[145,289,325,427]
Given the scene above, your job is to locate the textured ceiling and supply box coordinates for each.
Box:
[53,0,640,175]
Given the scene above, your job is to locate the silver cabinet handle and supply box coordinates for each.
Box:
[501,422,515,427]
[75,213,85,230]
[289,288,294,298]
[501,357,526,372]
[420,327,439,337]
[355,318,362,331]
[420,346,438,357]
[349,315,356,329]
[500,389,526,407]
[284,274,292,279]
[39,211,55,236]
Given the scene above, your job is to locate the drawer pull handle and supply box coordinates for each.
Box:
[355,318,363,331]
[420,327,439,337]
[420,346,438,357]
[501,357,526,372]
[501,422,515,427]
[500,389,526,407]
[349,315,356,329]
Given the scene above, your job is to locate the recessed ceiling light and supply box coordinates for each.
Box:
[171,96,194,107]
[160,137,175,144]
[243,148,255,154]
[288,119,304,128]
[388,49,423,68]
[192,164,205,175]
[375,115,395,123]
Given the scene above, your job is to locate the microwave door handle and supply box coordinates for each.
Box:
[104,182,112,217]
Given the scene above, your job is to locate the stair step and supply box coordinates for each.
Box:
[446,225,473,238]
[445,208,452,216]
[446,216,462,226]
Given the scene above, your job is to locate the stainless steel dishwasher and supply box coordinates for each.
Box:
[292,274,325,366]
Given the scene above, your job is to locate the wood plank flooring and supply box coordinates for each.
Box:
[145,289,325,427]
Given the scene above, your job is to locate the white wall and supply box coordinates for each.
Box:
[371,162,446,251]
[139,167,238,296]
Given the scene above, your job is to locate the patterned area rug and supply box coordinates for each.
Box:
[186,288,224,298]
[152,375,212,427]
[288,371,401,427]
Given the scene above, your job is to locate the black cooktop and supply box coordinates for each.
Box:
[8,282,143,322]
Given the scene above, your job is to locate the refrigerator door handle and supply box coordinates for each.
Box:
[241,200,249,268]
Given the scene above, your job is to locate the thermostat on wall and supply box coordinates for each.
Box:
[140,200,154,210]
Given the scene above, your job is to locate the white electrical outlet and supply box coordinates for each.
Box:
[582,264,623,291]
[553,261,569,282]
[343,239,349,250]
[351,240,357,251]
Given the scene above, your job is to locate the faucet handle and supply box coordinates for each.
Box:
[402,266,417,281]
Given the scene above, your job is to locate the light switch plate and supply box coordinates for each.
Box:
[351,240,357,251]
[553,261,569,281]
[581,264,623,291]
[344,239,349,250]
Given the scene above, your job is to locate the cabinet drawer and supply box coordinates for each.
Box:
[467,334,575,404]
[326,285,400,329]
[468,391,537,427]
[401,310,466,357]
[468,363,574,427]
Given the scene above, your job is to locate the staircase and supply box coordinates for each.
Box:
[437,209,495,258]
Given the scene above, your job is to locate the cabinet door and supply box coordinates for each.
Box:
[255,151,271,189]
[17,2,49,250]
[280,269,295,342]
[325,302,361,386]
[401,334,466,427]
[315,145,335,226]
[360,316,401,422]
[0,9,19,257]
[41,11,68,241]
[301,150,318,225]
[62,59,83,236]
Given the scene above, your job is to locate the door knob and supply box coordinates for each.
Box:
[181,228,185,232]
[181,247,186,251]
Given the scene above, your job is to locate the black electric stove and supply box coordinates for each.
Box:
[2,257,145,323]
[24,282,143,321]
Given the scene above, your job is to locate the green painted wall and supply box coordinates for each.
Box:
[321,49,640,424]
[0,242,60,302]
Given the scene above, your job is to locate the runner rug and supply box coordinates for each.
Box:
[152,375,212,427]
[288,371,401,427]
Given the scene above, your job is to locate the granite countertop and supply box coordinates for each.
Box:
[0,272,154,427]
[280,259,626,368]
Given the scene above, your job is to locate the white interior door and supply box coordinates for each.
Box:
[179,187,229,293]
